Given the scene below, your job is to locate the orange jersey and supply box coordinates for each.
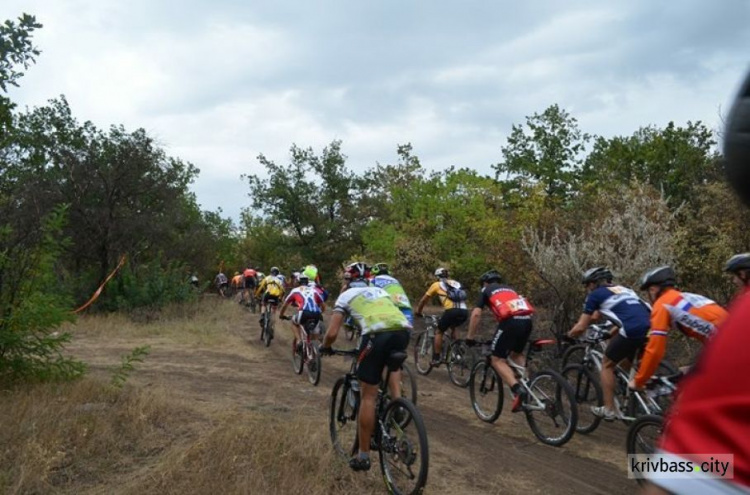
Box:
[635,288,727,387]
[231,274,243,288]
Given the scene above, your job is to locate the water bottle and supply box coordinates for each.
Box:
[350,377,360,393]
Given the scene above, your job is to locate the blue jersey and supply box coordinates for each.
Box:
[584,285,650,339]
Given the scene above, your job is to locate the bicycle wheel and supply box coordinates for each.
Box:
[379,398,429,495]
[330,377,358,459]
[292,338,304,375]
[447,340,472,388]
[562,363,603,434]
[524,370,578,446]
[626,414,663,487]
[469,361,503,423]
[413,332,434,376]
[392,363,418,405]
[306,342,321,386]
[561,344,587,369]
[263,313,273,347]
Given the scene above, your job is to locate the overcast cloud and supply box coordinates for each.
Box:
[2,0,748,221]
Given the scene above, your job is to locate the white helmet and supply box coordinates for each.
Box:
[434,267,448,279]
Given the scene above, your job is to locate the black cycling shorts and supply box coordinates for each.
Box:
[262,294,280,306]
[605,333,646,364]
[438,308,468,332]
[491,316,533,359]
[357,330,410,385]
[293,310,321,332]
[244,276,257,289]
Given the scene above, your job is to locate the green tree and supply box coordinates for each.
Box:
[0,13,42,130]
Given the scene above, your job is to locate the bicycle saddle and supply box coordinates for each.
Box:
[387,351,408,371]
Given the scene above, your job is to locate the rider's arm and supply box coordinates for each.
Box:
[322,311,345,348]
[279,300,290,318]
[415,283,438,314]
[467,307,482,340]
[634,304,671,388]
[568,313,593,338]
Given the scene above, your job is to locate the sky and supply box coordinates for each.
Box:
[2,0,749,221]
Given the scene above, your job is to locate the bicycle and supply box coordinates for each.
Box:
[413,315,473,387]
[468,337,578,447]
[344,316,358,341]
[285,316,322,386]
[259,301,277,347]
[328,347,429,495]
[562,325,678,434]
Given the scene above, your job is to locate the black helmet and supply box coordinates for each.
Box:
[639,266,676,290]
[298,274,310,285]
[724,253,750,274]
[372,263,389,276]
[480,270,503,284]
[725,69,750,207]
[582,267,613,285]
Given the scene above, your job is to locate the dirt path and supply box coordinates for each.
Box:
[68,301,634,494]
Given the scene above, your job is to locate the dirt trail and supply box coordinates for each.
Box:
[69,301,635,494]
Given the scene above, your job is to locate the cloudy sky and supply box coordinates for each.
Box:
[2,0,749,221]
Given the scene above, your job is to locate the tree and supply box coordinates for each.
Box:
[0,13,42,131]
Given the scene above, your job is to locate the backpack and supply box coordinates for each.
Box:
[441,280,467,303]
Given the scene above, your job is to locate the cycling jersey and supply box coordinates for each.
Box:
[256,275,285,298]
[425,280,467,310]
[477,283,535,322]
[309,282,329,302]
[653,288,750,492]
[334,287,412,336]
[231,274,243,288]
[215,273,228,286]
[583,285,650,339]
[635,288,727,388]
[284,285,324,313]
[370,275,411,309]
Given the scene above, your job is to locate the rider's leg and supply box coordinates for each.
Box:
[357,381,378,456]
[387,369,402,400]
[508,350,526,368]
[600,357,617,412]
[491,356,518,389]
[433,330,443,361]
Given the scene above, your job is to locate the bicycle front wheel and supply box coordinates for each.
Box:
[413,332,434,376]
[561,344,587,369]
[626,414,663,487]
[447,340,472,388]
[525,370,578,446]
[306,342,321,386]
[562,363,603,434]
[469,361,503,423]
[330,377,358,459]
[379,398,429,495]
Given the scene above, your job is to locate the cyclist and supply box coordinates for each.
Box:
[255,267,286,331]
[231,272,243,295]
[629,266,727,390]
[369,263,413,326]
[567,267,651,421]
[320,262,412,472]
[724,252,750,290]
[466,270,534,412]
[242,266,257,305]
[414,267,468,366]
[303,264,322,285]
[214,271,229,295]
[279,274,326,352]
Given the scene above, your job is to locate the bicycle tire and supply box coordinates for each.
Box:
[263,311,273,347]
[562,363,603,434]
[626,414,663,487]
[307,342,322,386]
[398,363,418,405]
[561,344,587,369]
[330,377,358,459]
[292,338,304,375]
[413,332,434,376]
[379,398,429,495]
[525,369,578,446]
[469,361,503,423]
[447,339,472,388]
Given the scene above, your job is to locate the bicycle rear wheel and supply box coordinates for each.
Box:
[469,361,503,423]
[447,340,472,388]
[330,377,358,459]
[379,398,429,495]
[626,414,663,487]
[388,363,418,406]
[413,332,434,376]
[524,370,578,446]
[292,338,303,375]
[562,363,603,434]
[306,342,321,386]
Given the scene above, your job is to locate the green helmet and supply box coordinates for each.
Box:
[302,264,318,280]
[371,263,389,276]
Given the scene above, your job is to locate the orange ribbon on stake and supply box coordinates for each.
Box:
[73,255,127,314]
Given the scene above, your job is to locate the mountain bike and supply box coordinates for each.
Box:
[286,316,322,386]
[413,315,472,387]
[259,301,276,347]
[328,347,429,495]
[344,316,358,341]
[468,337,578,446]
[562,325,678,434]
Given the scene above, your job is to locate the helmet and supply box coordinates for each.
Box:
[345,262,369,280]
[298,274,310,285]
[725,69,750,206]
[434,267,448,279]
[480,270,503,284]
[639,266,676,290]
[724,253,750,274]
[371,263,389,276]
[302,264,318,280]
[270,267,280,276]
[234,272,239,276]
[581,267,613,285]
